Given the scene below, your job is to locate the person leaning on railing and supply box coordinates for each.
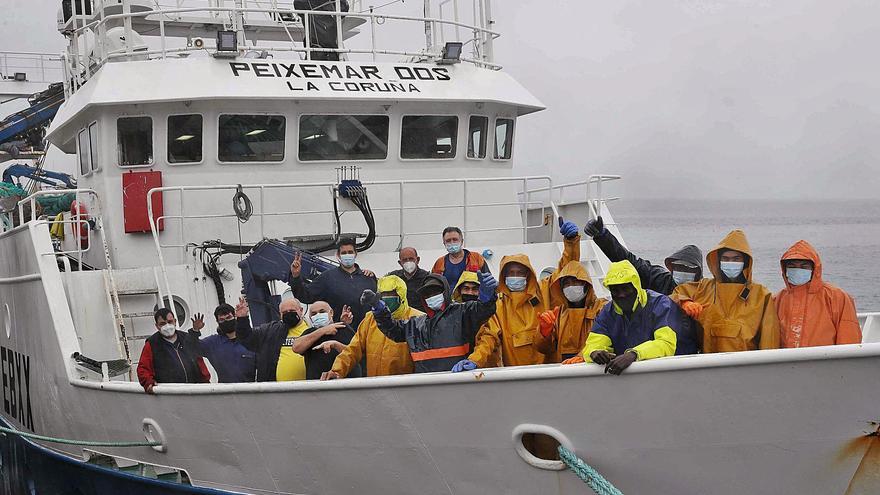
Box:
[137,308,211,394]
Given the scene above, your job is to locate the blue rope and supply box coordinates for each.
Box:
[557,445,624,495]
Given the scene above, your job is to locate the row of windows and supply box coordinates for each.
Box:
[107,114,515,167]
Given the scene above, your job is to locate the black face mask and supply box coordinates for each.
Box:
[460,294,479,303]
[613,293,639,315]
[218,319,237,334]
[282,312,301,327]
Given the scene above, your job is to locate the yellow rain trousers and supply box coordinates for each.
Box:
[534,259,606,363]
[672,230,781,353]
[469,236,581,367]
[331,275,419,377]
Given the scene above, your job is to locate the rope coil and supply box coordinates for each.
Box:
[557,445,624,495]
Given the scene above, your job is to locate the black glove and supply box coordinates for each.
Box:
[584,216,606,238]
[360,289,379,309]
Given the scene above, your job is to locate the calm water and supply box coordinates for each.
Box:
[610,199,880,312]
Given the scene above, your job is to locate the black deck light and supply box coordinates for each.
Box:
[13,72,27,81]
[439,42,463,64]
[214,30,238,58]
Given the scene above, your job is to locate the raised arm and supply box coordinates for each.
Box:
[460,272,498,342]
[288,252,322,304]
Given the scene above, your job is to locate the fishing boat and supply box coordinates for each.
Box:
[1,1,878,493]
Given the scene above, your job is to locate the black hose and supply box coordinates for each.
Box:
[233,185,253,222]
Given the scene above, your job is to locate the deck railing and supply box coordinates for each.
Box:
[62,0,500,95]
[0,52,63,85]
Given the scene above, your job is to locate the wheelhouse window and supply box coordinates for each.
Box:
[117,116,153,166]
[494,118,515,160]
[78,128,91,175]
[218,114,286,163]
[299,115,389,161]
[168,114,203,163]
[401,116,458,159]
[88,122,98,171]
[467,116,488,159]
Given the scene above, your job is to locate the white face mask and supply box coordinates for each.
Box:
[720,261,745,280]
[310,312,331,327]
[672,271,697,285]
[425,293,445,310]
[159,323,176,338]
[402,261,417,274]
[562,285,587,303]
[339,253,356,268]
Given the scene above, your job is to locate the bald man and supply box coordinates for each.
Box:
[291,301,361,379]
[235,296,310,381]
[388,246,430,312]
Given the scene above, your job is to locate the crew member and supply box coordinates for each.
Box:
[432,226,490,289]
[775,240,861,347]
[189,304,257,383]
[388,246,430,312]
[137,308,211,393]
[292,301,361,379]
[235,296,310,381]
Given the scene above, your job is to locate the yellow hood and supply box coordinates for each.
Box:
[706,229,754,282]
[452,270,480,302]
[378,275,410,319]
[498,254,541,299]
[603,260,647,314]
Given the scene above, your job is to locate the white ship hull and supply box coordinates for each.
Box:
[1,221,879,494]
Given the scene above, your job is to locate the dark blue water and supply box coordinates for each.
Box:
[611,199,880,311]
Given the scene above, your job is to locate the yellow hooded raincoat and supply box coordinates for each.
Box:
[453,271,501,368]
[331,275,419,377]
[672,230,781,353]
[535,258,606,363]
[468,235,581,367]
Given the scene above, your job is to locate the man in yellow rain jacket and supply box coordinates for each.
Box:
[534,258,607,364]
[572,260,693,374]
[468,218,582,368]
[672,229,781,353]
[322,275,418,379]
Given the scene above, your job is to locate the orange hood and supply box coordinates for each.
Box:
[780,240,823,291]
[706,229,754,282]
[549,260,596,306]
[498,254,541,299]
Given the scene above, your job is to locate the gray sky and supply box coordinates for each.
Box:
[4,0,879,199]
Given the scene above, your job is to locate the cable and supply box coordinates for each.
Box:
[232,185,253,222]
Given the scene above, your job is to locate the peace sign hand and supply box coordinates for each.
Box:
[290,252,303,279]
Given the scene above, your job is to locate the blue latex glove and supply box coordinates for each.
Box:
[559,217,579,239]
[584,216,606,238]
[477,271,498,303]
[451,359,478,373]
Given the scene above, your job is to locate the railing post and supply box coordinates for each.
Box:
[398,182,404,248]
[123,0,134,56]
[160,20,166,59]
[304,12,311,60]
[462,180,468,237]
[369,7,377,62]
[424,0,433,52]
[335,0,344,60]
[521,178,527,243]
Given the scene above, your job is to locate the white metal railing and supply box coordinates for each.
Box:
[858,312,880,344]
[0,52,63,85]
[147,175,556,310]
[62,0,500,95]
[519,174,622,219]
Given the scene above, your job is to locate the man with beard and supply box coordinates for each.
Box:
[190,303,257,383]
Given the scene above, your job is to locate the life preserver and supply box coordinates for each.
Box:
[70,200,89,249]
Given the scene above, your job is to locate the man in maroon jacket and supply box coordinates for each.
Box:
[137,308,210,393]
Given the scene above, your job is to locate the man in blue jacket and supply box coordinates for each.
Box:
[189,303,257,383]
[289,239,377,332]
[567,260,697,374]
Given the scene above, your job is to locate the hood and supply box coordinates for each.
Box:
[664,244,704,279]
[452,271,480,302]
[780,239,823,291]
[378,275,411,319]
[418,273,452,305]
[498,254,540,298]
[603,260,647,314]
[549,260,595,304]
[706,229,754,282]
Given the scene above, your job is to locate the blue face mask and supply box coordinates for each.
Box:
[720,261,744,280]
[445,242,462,255]
[425,293,445,310]
[672,271,697,285]
[339,253,356,268]
[310,313,331,328]
[505,276,527,292]
[786,267,812,286]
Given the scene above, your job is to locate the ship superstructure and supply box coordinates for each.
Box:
[0,1,878,493]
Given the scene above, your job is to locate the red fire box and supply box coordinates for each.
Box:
[122,170,164,233]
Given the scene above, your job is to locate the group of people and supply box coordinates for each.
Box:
[136,218,862,392]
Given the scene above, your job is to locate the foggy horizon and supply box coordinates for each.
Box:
[3,0,879,201]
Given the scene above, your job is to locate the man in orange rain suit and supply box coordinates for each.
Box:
[775,240,861,348]
[672,229,781,353]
